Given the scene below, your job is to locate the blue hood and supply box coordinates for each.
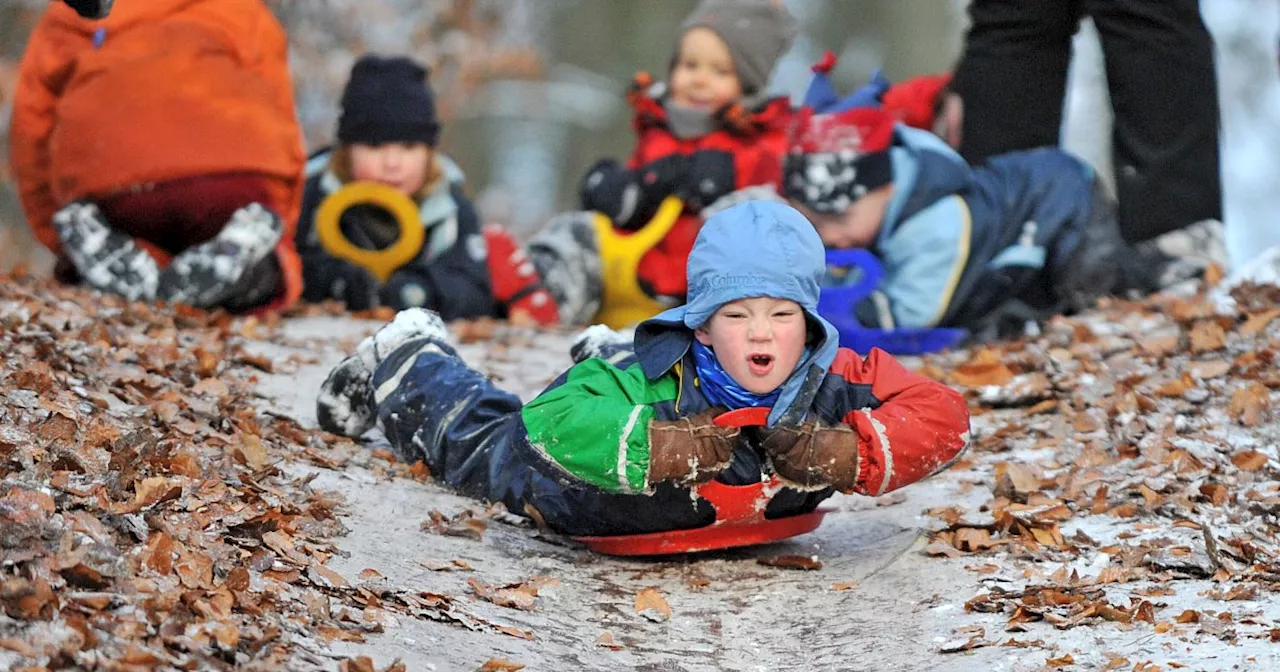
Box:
[879,125,974,241]
[633,201,840,427]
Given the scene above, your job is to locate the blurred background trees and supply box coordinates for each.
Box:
[1,0,1276,273]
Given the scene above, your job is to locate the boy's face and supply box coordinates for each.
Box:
[795,185,894,249]
[694,297,807,394]
[670,28,743,112]
[350,142,432,196]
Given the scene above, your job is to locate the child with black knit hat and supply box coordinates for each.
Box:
[528,0,798,324]
[782,58,1183,340]
[295,54,556,324]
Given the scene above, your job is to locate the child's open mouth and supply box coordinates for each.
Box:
[747,353,774,376]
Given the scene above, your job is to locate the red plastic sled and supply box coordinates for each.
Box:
[575,407,831,556]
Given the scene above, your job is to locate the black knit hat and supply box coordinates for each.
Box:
[337,55,440,146]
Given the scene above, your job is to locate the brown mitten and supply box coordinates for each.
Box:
[759,421,859,492]
[647,407,739,486]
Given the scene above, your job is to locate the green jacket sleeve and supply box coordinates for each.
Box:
[520,358,678,494]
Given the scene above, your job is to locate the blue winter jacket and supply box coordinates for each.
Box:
[855,126,1098,330]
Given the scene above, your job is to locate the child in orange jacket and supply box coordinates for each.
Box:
[9,0,305,312]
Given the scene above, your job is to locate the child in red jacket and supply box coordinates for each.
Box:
[528,0,797,324]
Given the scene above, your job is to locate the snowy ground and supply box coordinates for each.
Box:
[239,290,1280,671]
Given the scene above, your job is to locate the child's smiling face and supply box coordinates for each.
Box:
[669,27,743,112]
[695,297,807,394]
[350,142,432,196]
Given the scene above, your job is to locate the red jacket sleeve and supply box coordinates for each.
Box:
[829,347,970,496]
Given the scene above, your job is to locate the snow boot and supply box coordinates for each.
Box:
[317,308,449,437]
[1138,219,1229,290]
[53,201,159,302]
[527,211,603,326]
[157,203,282,309]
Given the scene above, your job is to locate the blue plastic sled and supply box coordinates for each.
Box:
[818,249,968,355]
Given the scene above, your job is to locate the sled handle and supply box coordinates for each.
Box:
[700,407,777,523]
[818,248,885,314]
[316,181,424,282]
[592,196,685,329]
[712,406,771,429]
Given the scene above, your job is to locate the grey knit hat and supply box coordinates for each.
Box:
[679,0,798,96]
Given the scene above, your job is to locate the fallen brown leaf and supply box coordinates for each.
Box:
[1230,451,1268,471]
[308,564,350,589]
[1188,320,1226,353]
[1228,382,1272,427]
[235,433,269,470]
[596,631,625,650]
[477,659,525,672]
[950,348,1015,387]
[634,587,671,621]
[468,577,540,611]
[1240,309,1279,337]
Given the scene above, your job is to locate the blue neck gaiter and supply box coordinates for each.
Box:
[691,341,782,410]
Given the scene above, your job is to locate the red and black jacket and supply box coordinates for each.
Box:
[580,75,794,300]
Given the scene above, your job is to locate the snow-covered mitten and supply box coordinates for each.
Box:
[679,150,736,211]
[54,201,159,302]
[569,324,633,364]
[316,308,449,437]
[157,203,283,308]
[527,211,603,326]
[758,420,859,492]
[647,407,737,486]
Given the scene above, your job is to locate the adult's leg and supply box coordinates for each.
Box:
[950,0,1083,164]
[1089,0,1222,242]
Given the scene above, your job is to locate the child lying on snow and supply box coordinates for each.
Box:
[315,201,969,537]
[782,59,1195,341]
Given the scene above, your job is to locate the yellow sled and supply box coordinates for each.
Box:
[591,196,684,329]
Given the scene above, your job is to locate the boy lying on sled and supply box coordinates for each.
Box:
[316,201,970,538]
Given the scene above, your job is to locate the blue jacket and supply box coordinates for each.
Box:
[295,149,495,320]
[856,127,1098,330]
